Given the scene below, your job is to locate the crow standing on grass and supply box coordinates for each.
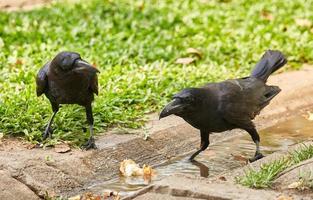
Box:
[36,52,99,149]
[159,50,287,162]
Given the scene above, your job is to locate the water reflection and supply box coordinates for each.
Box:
[191,160,209,177]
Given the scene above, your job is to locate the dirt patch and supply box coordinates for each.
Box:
[0,0,51,11]
[0,138,94,198]
[1,67,313,199]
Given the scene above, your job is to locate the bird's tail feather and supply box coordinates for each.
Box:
[251,50,287,82]
[259,86,281,109]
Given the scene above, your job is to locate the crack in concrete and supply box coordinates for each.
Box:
[11,175,43,199]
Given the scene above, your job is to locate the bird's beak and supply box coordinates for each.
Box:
[159,99,185,119]
[74,59,100,73]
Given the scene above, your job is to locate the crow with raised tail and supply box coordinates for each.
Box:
[36,51,100,149]
[159,50,287,162]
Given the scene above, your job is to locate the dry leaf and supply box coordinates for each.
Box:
[287,181,302,189]
[137,1,144,10]
[15,59,23,65]
[175,57,195,65]
[54,143,71,153]
[26,143,36,149]
[276,195,293,200]
[261,11,274,21]
[68,195,81,200]
[103,190,120,199]
[187,48,203,58]
[295,18,312,27]
[231,154,248,163]
[82,192,97,200]
[305,111,313,121]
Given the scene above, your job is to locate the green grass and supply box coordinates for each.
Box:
[1,0,313,145]
[237,144,313,188]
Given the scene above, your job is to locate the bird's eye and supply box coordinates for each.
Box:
[185,96,194,103]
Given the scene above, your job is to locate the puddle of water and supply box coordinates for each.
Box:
[87,115,313,196]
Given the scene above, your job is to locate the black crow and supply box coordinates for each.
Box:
[159,50,287,162]
[36,51,99,149]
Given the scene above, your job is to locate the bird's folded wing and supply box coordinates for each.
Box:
[217,79,265,129]
[74,65,99,95]
[36,62,50,96]
[90,75,98,95]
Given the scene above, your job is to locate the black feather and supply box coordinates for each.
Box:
[251,50,287,82]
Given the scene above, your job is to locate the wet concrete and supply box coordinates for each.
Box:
[85,114,313,197]
[126,174,282,200]
[126,141,313,200]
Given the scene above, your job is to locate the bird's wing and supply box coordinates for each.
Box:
[72,63,99,95]
[217,78,267,128]
[90,74,99,95]
[36,62,50,96]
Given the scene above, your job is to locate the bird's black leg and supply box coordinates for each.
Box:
[245,128,264,162]
[82,104,97,150]
[189,130,209,161]
[42,103,59,140]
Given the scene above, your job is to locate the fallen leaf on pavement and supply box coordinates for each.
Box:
[54,143,71,153]
[287,181,302,189]
[306,111,313,121]
[231,154,248,163]
[276,195,293,200]
[187,48,203,58]
[295,18,312,27]
[26,143,37,149]
[68,195,81,200]
[175,57,195,65]
[103,190,120,199]
[82,192,100,200]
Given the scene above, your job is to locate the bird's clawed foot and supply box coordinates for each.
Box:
[42,126,53,140]
[82,137,97,150]
[249,152,264,163]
